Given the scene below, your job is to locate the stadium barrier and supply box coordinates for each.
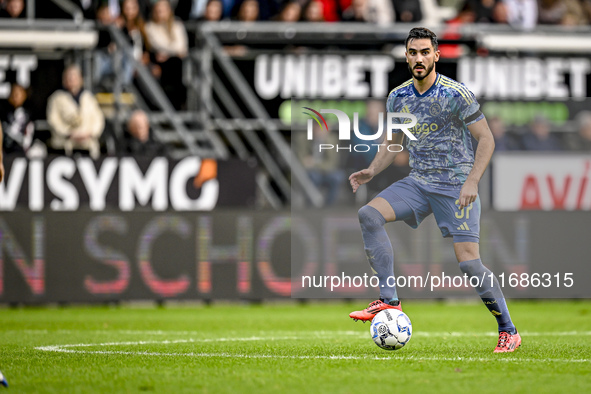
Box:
[0,156,257,211]
[1,209,589,303]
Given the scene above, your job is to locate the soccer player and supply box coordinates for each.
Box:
[348,27,521,353]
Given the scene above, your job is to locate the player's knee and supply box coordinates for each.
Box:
[458,258,483,276]
[454,241,480,262]
[358,205,386,230]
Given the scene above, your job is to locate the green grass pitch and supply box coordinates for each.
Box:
[1,300,590,393]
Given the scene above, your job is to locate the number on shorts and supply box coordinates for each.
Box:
[455,200,473,219]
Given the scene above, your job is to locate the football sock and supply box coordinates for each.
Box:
[358,205,398,302]
[459,258,516,334]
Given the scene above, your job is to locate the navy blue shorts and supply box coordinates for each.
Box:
[376,177,480,243]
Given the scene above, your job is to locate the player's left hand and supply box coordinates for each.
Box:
[458,179,478,210]
[0,161,4,183]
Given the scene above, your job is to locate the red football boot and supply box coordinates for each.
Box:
[494,331,522,353]
[349,299,402,322]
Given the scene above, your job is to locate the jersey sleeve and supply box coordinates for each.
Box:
[386,90,398,113]
[386,91,406,134]
[459,85,484,126]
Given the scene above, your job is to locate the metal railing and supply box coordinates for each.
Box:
[105,25,227,160]
[195,21,591,55]
[191,24,327,208]
[50,0,84,24]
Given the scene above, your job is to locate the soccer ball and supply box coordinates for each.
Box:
[370,309,412,350]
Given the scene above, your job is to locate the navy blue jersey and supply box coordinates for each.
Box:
[387,73,484,188]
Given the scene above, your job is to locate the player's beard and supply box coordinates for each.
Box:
[408,62,434,81]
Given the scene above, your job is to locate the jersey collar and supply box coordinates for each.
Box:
[412,73,440,97]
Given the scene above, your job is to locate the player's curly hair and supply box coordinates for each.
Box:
[405,27,438,51]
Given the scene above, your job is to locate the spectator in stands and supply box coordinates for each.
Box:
[120,0,152,80]
[201,0,224,20]
[179,0,234,19]
[318,0,341,21]
[449,1,476,24]
[107,0,122,19]
[439,2,475,58]
[488,116,519,151]
[302,0,325,21]
[564,111,591,151]
[442,1,507,58]
[120,109,167,156]
[504,0,537,30]
[538,0,587,25]
[458,0,508,24]
[95,4,135,88]
[275,0,301,21]
[294,122,345,207]
[0,84,34,155]
[393,0,422,23]
[521,115,562,151]
[491,1,508,23]
[582,0,591,23]
[462,0,495,23]
[223,0,258,55]
[0,0,25,18]
[214,0,236,18]
[46,65,105,159]
[341,0,393,24]
[145,0,188,109]
[235,0,259,21]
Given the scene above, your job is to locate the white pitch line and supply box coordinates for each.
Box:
[35,336,301,350]
[34,347,590,364]
[34,336,591,364]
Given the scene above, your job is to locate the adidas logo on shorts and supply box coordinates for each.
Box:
[457,222,470,231]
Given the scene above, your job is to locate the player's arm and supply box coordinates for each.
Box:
[459,117,495,209]
[349,132,404,193]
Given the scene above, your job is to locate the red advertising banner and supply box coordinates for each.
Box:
[493,153,591,211]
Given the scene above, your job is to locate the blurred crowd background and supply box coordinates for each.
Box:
[1,0,590,209]
[4,0,589,26]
